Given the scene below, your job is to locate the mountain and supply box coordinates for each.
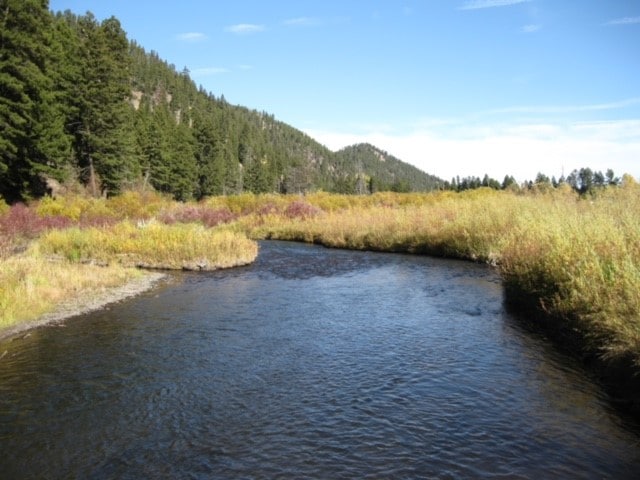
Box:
[127,42,444,197]
[334,144,443,193]
[0,5,443,202]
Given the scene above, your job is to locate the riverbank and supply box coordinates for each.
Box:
[2,188,639,411]
[215,188,640,410]
[0,271,165,343]
[1,199,259,339]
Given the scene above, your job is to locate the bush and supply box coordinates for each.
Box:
[105,190,169,220]
[283,200,323,219]
[0,203,73,239]
[36,221,258,270]
[158,204,237,228]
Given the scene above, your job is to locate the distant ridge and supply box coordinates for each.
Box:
[335,143,444,192]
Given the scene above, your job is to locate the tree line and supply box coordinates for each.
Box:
[445,167,621,195]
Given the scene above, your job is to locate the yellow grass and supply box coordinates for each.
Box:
[0,255,141,329]
[228,186,640,367]
[34,221,258,270]
[35,190,172,222]
[1,197,258,333]
[500,185,640,363]
[241,189,525,262]
[3,186,639,371]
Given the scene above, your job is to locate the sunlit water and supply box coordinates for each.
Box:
[1,241,639,478]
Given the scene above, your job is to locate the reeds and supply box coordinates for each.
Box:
[500,185,640,364]
[241,189,523,261]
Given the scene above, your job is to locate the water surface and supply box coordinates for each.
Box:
[1,241,639,478]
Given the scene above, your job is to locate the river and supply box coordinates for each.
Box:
[1,241,639,478]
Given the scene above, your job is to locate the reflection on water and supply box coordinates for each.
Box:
[1,241,639,479]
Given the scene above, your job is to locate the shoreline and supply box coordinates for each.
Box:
[0,272,166,343]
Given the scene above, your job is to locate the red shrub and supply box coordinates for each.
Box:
[283,200,322,219]
[159,205,237,228]
[256,202,281,216]
[0,203,74,239]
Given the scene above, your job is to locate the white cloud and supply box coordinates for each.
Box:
[190,67,230,76]
[521,24,541,33]
[481,97,640,116]
[225,23,265,34]
[606,16,640,26]
[459,0,531,11]
[175,32,207,42]
[304,119,640,183]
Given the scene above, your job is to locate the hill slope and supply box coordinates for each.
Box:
[335,144,443,192]
[0,5,443,201]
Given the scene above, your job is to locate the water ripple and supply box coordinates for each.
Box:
[1,241,639,478]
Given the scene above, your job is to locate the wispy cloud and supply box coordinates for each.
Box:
[190,67,230,76]
[175,32,207,42]
[605,16,640,26]
[521,24,541,33]
[225,23,265,34]
[283,17,321,27]
[459,0,531,10]
[482,97,640,116]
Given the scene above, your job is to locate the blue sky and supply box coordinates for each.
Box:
[49,0,640,182]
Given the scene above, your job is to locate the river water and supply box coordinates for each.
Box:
[1,241,639,479]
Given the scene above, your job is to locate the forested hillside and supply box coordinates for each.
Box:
[0,1,443,202]
[335,144,443,193]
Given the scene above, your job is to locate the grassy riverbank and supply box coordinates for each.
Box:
[0,256,143,331]
[208,186,640,374]
[0,193,258,332]
[2,187,639,386]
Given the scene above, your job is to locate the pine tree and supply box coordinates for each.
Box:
[31,12,79,185]
[71,14,134,196]
[193,106,221,198]
[0,0,53,200]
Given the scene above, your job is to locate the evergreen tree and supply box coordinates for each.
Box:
[4,5,450,200]
[166,121,197,200]
[27,10,82,187]
[502,175,516,190]
[578,167,594,194]
[193,110,222,198]
[0,0,53,200]
[71,14,134,195]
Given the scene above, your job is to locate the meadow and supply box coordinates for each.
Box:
[1,184,639,383]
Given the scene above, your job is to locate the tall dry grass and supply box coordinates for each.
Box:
[0,256,142,329]
[228,186,640,367]
[35,221,258,270]
[500,184,640,364]
[0,192,259,332]
[2,187,639,370]
[241,189,525,262]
